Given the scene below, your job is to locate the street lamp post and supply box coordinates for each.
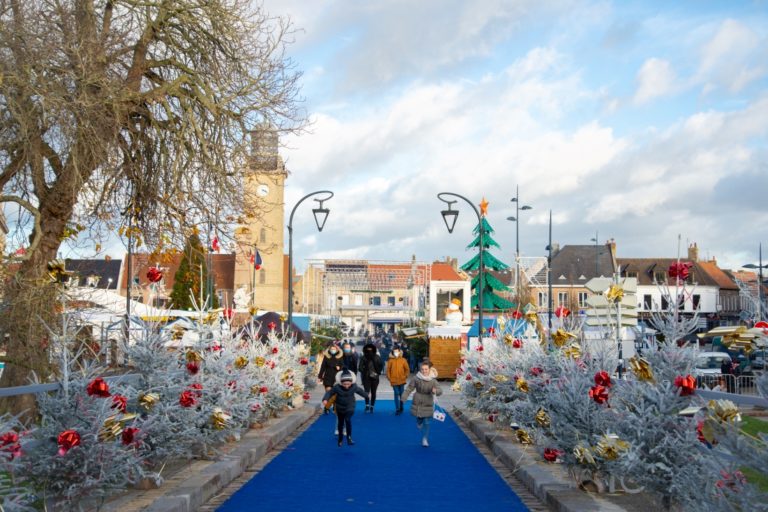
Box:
[438,192,484,349]
[507,185,532,306]
[546,210,553,343]
[743,243,767,322]
[590,231,599,277]
[287,190,333,334]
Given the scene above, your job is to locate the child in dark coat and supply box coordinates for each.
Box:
[322,370,369,446]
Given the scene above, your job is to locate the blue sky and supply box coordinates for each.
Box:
[265,0,768,271]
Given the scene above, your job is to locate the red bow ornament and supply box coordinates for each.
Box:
[674,375,696,396]
[179,390,197,408]
[555,306,571,318]
[86,377,111,397]
[668,261,693,281]
[146,267,163,283]
[594,371,612,388]
[589,385,609,404]
[543,448,562,462]
[57,430,81,456]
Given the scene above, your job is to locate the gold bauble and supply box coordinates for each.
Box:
[574,445,596,466]
[535,409,550,428]
[281,390,293,399]
[503,334,514,345]
[254,356,266,367]
[525,311,538,324]
[186,350,203,363]
[563,342,582,359]
[451,381,462,392]
[234,356,249,369]
[707,399,740,423]
[211,408,231,430]
[516,429,533,444]
[515,377,529,393]
[595,434,629,461]
[139,392,160,411]
[552,329,575,348]
[248,306,258,316]
[628,356,655,382]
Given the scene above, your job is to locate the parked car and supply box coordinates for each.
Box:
[693,352,732,377]
[751,354,766,370]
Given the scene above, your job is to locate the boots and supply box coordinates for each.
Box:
[346,436,355,446]
[364,404,371,413]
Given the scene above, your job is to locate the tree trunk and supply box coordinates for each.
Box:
[0,196,74,417]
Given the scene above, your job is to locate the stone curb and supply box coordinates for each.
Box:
[452,408,629,512]
[105,407,318,512]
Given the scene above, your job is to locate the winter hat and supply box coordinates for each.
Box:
[337,369,356,385]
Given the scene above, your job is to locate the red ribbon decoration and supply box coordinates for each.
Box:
[186,362,200,375]
[179,390,197,408]
[543,448,562,462]
[511,310,523,319]
[189,383,203,396]
[146,267,163,283]
[272,347,279,354]
[259,386,269,394]
[111,395,127,413]
[668,261,693,281]
[299,357,309,365]
[589,385,609,404]
[674,375,696,396]
[555,306,571,318]
[86,377,111,397]
[512,339,523,349]
[303,392,311,401]
[594,371,612,388]
[122,427,140,446]
[267,321,277,330]
[57,429,81,456]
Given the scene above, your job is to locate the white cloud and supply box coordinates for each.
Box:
[633,58,678,104]
[697,19,765,93]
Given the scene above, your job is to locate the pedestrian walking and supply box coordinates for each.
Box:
[360,342,384,413]
[402,361,443,447]
[322,370,369,446]
[386,346,410,415]
[318,344,344,414]
[341,341,359,374]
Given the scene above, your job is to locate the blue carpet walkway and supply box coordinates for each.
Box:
[218,400,530,511]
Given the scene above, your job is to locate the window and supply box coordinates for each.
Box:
[661,296,669,310]
[678,294,685,310]
[627,271,638,279]
[692,294,701,310]
[654,271,666,283]
[558,292,568,306]
[354,294,363,306]
[686,271,695,284]
[260,228,267,243]
[371,296,381,306]
[537,292,548,307]
[643,294,652,310]
[387,296,396,306]
[259,269,266,284]
[578,292,588,308]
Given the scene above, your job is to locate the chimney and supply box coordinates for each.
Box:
[688,242,699,262]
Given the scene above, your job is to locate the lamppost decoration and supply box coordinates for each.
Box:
[508,185,533,305]
[288,190,334,334]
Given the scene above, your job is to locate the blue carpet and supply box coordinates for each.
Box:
[217,400,530,511]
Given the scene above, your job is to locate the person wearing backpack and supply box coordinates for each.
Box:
[360,342,384,413]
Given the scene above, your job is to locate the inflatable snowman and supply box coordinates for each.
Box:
[445,298,463,326]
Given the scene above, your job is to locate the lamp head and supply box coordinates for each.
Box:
[521,205,532,211]
[507,216,517,222]
[440,203,459,234]
[312,200,330,232]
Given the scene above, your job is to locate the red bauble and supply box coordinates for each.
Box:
[594,371,612,388]
[465,374,472,381]
[668,261,693,281]
[476,365,486,375]
[267,321,277,330]
[272,347,279,354]
[476,345,484,352]
[512,338,523,349]
[186,362,200,375]
[259,386,268,394]
[487,327,495,335]
[303,392,311,401]
[511,310,523,319]
[146,267,163,283]
[86,377,111,397]
[122,427,140,446]
[674,375,696,396]
[0,432,18,446]
[189,383,203,396]
[299,357,309,365]
[179,390,197,408]
[543,448,561,462]
[57,429,81,456]
[589,385,609,404]
[111,394,128,413]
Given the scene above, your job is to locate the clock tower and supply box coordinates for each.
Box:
[233,128,288,312]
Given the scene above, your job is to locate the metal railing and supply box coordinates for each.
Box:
[696,373,760,395]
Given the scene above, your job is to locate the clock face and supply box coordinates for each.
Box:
[256,184,270,197]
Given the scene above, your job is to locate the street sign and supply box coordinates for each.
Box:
[586,295,610,309]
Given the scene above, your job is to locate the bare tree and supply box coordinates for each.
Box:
[0,0,305,404]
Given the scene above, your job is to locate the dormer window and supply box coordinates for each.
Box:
[654,271,666,283]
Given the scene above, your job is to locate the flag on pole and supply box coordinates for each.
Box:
[210,236,221,253]
[250,250,262,270]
